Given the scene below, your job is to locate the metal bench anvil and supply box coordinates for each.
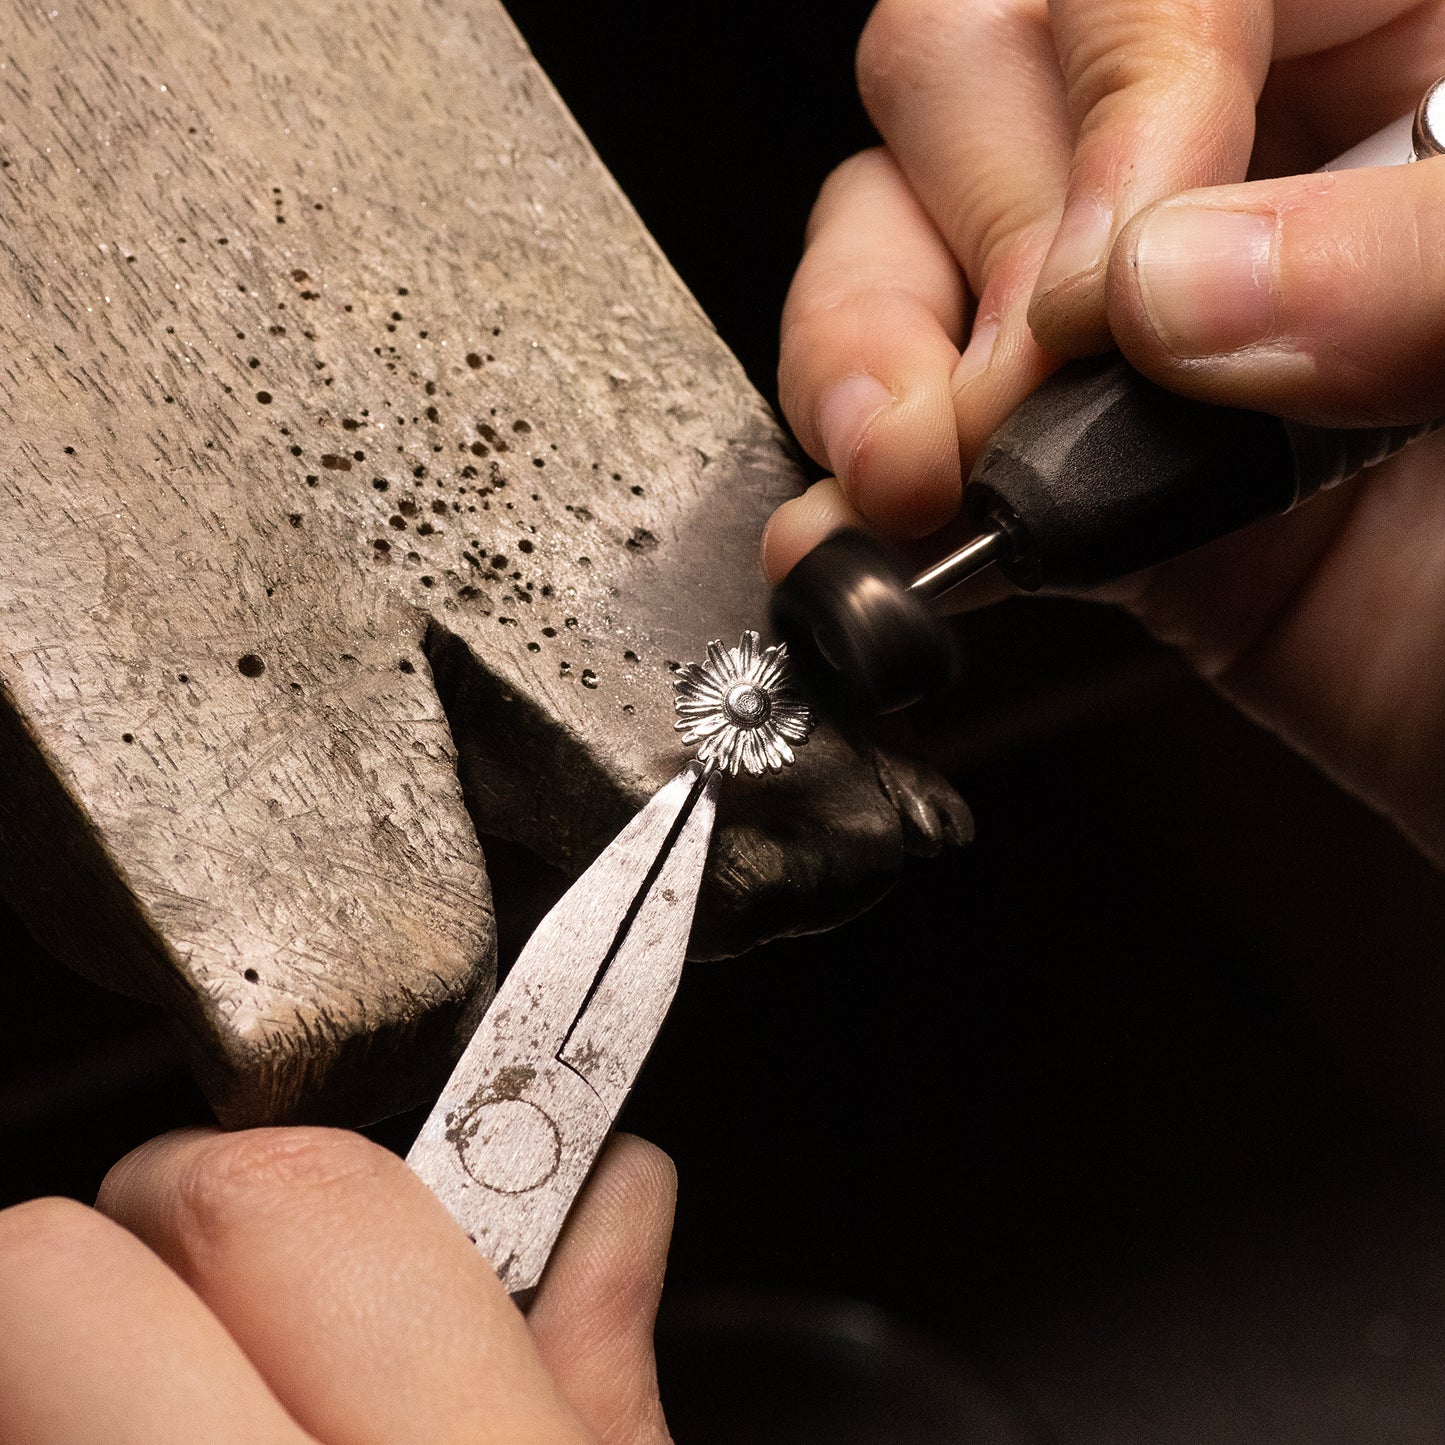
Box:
[0,0,969,1126]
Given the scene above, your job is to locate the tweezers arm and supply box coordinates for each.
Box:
[559,770,719,1112]
[406,765,710,1298]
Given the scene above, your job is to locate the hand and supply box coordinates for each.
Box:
[764,0,1445,863]
[0,1127,675,1444]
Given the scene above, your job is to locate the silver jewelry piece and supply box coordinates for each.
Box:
[673,630,815,776]
[1416,77,1445,161]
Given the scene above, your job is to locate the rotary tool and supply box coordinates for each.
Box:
[771,83,1445,718]
[771,355,1435,715]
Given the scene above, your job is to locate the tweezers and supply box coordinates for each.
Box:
[407,761,720,1299]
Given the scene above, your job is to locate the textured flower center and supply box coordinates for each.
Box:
[723,681,770,727]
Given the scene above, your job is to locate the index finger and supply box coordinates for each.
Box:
[1027,0,1271,355]
[0,1197,312,1445]
[98,1127,591,1445]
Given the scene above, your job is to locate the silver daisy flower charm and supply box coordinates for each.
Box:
[673,630,815,776]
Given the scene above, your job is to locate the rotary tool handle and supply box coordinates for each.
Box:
[967,355,1438,591]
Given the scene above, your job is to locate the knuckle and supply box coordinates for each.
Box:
[174,1127,392,1242]
[780,275,847,367]
[858,0,1041,128]
[781,271,851,339]
[780,284,924,416]
[1062,4,1260,131]
[855,0,949,125]
[787,271,916,333]
[1060,20,1161,118]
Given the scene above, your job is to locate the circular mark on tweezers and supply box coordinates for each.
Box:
[457,1099,561,1195]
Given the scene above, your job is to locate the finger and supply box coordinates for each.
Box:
[1028,0,1271,355]
[528,1135,676,1445]
[1254,3,1445,176]
[857,0,1070,455]
[1107,160,1445,424]
[1270,0,1430,64]
[760,478,866,583]
[99,1127,590,1445]
[778,148,968,538]
[0,1196,309,1445]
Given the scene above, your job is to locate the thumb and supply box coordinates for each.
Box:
[527,1134,676,1445]
[1107,159,1445,426]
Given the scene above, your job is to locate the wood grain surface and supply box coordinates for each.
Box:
[0,0,968,1125]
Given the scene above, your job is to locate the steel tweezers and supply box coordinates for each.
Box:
[407,761,719,1299]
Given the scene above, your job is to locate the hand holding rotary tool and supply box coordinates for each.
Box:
[765,3,1445,870]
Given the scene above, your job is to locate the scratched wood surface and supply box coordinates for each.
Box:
[0,0,968,1125]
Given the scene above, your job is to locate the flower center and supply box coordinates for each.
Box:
[723,681,771,727]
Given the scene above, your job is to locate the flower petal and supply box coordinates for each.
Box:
[675,698,726,718]
[762,726,795,767]
[675,662,723,697]
[677,717,731,745]
[705,640,737,683]
[753,653,787,692]
[673,632,814,774]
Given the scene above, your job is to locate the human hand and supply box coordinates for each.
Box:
[764,0,1445,862]
[0,1127,674,1444]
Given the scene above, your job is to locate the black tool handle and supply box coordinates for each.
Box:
[967,356,1437,590]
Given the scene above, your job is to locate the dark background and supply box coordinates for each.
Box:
[7,3,1445,1439]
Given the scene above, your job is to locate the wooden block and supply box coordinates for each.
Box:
[0,0,968,1125]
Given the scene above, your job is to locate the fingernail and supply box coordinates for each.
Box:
[952,314,1000,390]
[1032,194,1113,303]
[1133,205,1277,356]
[816,373,893,480]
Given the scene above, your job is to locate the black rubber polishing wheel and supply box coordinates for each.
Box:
[769,529,956,718]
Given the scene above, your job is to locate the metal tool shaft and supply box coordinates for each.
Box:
[908,529,1007,603]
